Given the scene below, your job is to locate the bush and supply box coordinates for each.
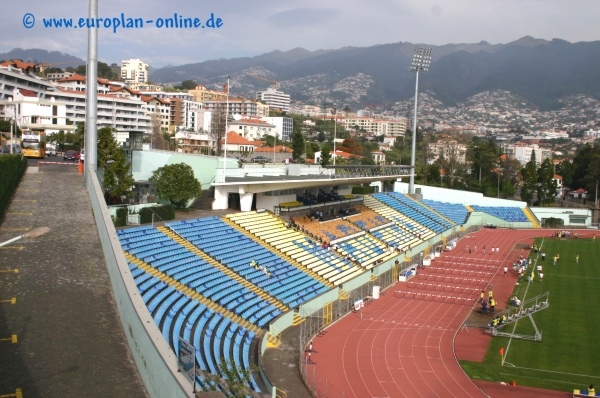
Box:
[0,155,27,223]
[352,186,376,194]
[139,204,175,224]
[543,217,564,228]
[114,207,128,227]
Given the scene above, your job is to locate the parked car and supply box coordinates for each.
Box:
[63,150,79,161]
[251,155,269,163]
[46,145,57,157]
[1,144,21,154]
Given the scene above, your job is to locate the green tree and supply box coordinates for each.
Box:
[150,163,201,209]
[320,144,332,166]
[74,62,120,80]
[555,159,573,188]
[202,358,257,398]
[291,131,305,161]
[520,151,538,205]
[537,158,558,205]
[180,79,197,90]
[317,131,326,142]
[98,127,134,197]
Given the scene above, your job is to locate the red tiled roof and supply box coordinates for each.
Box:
[553,174,562,179]
[571,188,587,193]
[1,60,36,70]
[19,88,37,98]
[57,74,87,82]
[221,131,259,146]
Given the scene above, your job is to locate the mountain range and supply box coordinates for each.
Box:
[3,37,600,111]
[148,37,600,111]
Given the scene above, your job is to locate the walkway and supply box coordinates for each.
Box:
[0,165,147,397]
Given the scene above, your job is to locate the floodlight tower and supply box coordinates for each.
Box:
[407,46,432,195]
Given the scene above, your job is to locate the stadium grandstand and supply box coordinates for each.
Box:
[79,149,593,397]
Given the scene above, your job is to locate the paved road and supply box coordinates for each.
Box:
[0,164,148,398]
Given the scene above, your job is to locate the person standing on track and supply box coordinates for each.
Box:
[496,247,499,255]
[474,245,477,253]
[488,290,493,301]
[480,290,485,303]
[466,244,469,253]
[481,299,489,315]
[490,298,495,312]
[483,245,486,254]
[503,266,508,277]
[491,247,495,255]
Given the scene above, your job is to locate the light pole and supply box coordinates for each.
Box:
[222,76,230,183]
[0,227,50,247]
[408,46,432,195]
[331,108,337,165]
[273,132,277,164]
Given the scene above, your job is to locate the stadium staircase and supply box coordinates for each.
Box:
[465,205,475,212]
[220,218,335,290]
[291,312,306,326]
[124,252,261,334]
[156,226,288,312]
[489,291,549,341]
[523,207,542,228]
[338,289,349,300]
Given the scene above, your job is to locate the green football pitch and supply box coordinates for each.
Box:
[460,236,600,392]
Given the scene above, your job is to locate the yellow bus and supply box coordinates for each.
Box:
[20,130,46,158]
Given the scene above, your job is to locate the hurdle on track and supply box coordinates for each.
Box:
[394,290,477,305]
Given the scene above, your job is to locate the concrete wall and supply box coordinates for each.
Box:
[531,207,592,227]
[86,169,193,398]
[132,149,237,190]
[396,182,527,207]
[464,211,533,229]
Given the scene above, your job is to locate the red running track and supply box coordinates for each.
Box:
[308,228,547,398]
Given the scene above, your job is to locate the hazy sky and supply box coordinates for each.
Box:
[1,0,599,67]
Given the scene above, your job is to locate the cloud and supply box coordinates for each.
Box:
[266,8,341,29]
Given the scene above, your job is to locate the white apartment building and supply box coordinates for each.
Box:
[121,59,149,83]
[51,89,150,141]
[141,91,195,102]
[256,102,270,118]
[141,96,171,130]
[256,87,290,113]
[168,98,202,132]
[46,71,76,83]
[290,104,321,117]
[261,116,293,141]
[203,98,258,118]
[229,118,276,140]
[1,89,73,135]
[127,82,163,92]
[503,143,552,167]
[427,140,467,164]
[0,64,57,101]
[0,63,150,144]
[343,117,407,137]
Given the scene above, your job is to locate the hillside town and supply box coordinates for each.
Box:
[1,57,599,204]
